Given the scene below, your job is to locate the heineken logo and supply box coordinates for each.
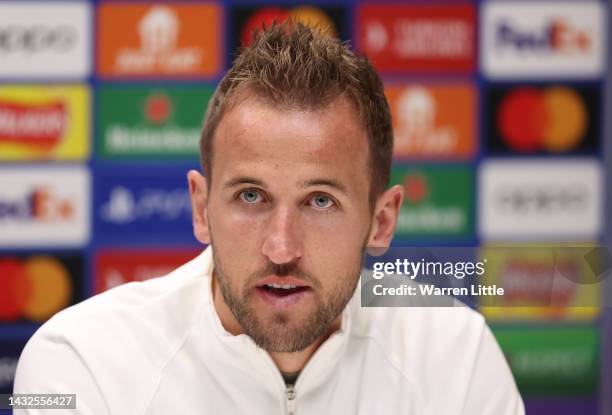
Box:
[144,93,173,125]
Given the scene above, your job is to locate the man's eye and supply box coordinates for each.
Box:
[239,190,262,204]
[310,194,334,209]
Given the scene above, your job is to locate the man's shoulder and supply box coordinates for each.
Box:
[43,250,208,340]
[347,297,523,413]
[351,299,489,379]
[21,250,210,374]
[14,250,210,412]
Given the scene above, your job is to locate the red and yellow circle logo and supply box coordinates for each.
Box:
[241,6,337,46]
[0,256,72,322]
[497,86,587,153]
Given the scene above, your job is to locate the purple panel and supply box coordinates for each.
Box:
[525,397,599,415]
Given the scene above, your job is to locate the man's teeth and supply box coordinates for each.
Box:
[266,283,298,289]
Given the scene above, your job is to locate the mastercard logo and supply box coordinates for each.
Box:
[241,6,337,46]
[497,86,587,153]
[0,256,72,322]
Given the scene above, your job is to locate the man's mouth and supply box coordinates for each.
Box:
[254,277,312,306]
[259,283,309,297]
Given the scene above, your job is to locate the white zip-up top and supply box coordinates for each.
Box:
[14,247,524,414]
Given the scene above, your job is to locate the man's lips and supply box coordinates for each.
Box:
[255,276,310,289]
[254,276,312,305]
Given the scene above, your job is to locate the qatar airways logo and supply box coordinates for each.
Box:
[482,2,605,78]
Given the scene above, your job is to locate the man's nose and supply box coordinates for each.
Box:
[261,205,303,265]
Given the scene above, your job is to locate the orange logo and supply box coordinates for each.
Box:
[386,84,476,159]
[0,256,73,322]
[97,3,222,78]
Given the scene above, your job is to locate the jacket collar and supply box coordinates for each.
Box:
[197,245,357,395]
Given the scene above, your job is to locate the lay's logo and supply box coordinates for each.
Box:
[0,101,66,149]
[482,2,605,79]
[0,85,90,161]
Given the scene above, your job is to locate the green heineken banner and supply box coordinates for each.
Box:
[492,326,599,396]
[390,165,473,240]
[97,85,214,159]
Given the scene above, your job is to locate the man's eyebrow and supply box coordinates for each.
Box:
[302,179,348,195]
[223,176,267,189]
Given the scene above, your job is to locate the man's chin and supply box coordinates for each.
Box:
[241,311,330,353]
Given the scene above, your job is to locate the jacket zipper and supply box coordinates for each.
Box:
[286,384,296,415]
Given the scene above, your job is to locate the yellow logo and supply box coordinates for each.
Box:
[0,85,89,161]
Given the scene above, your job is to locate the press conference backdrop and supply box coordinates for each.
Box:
[0,1,609,414]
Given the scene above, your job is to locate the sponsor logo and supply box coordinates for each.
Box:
[98,85,212,159]
[0,187,75,221]
[482,2,605,78]
[233,5,343,47]
[0,339,27,394]
[356,4,476,73]
[0,101,66,147]
[0,167,90,247]
[0,254,83,323]
[386,83,476,159]
[95,168,193,242]
[98,3,222,78]
[479,246,600,321]
[0,2,91,78]
[100,186,191,224]
[0,26,76,52]
[390,166,473,239]
[0,85,90,160]
[493,326,598,396]
[94,249,200,293]
[479,160,602,240]
[496,186,586,215]
[486,84,599,155]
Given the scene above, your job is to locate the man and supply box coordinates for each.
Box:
[14,22,524,414]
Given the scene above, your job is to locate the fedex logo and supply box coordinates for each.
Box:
[0,187,74,221]
[0,167,90,247]
[496,19,591,54]
[482,2,605,79]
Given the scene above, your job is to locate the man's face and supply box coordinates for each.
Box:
[200,95,375,352]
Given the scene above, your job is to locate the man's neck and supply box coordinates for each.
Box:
[211,272,341,373]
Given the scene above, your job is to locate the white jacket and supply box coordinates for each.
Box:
[14,247,524,414]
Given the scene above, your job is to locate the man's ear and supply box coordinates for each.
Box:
[187,170,211,245]
[366,184,404,256]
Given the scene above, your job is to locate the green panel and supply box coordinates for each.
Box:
[492,325,599,396]
[389,165,473,239]
[97,85,214,159]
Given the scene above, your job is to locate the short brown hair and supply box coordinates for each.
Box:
[200,21,393,203]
